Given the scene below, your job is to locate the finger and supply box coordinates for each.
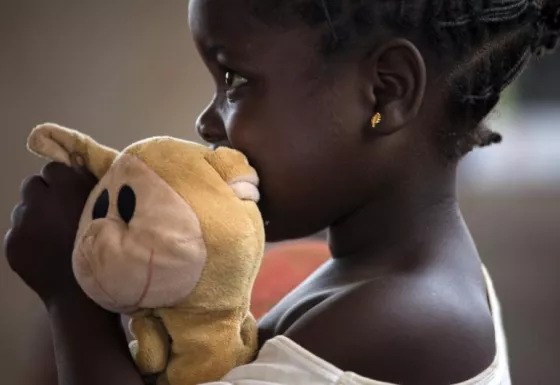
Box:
[10,204,26,228]
[20,175,48,202]
[3,228,32,276]
[3,228,12,254]
[3,228,13,257]
[3,228,20,271]
[72,165,98,186]
[42,161,97,189]
[69,152,85,169]
[41,161,74,185]
[68,152,98,184]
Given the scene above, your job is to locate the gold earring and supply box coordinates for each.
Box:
[371,112,382,128]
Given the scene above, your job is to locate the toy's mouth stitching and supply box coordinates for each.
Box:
[88,259,119,307]
[78,242,119,308]
[131,249,154,308]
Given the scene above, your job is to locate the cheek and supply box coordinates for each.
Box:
[230,74,359,154]
[221,73,366,238]
[224,74,315,144]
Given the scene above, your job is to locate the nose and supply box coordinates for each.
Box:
[196,102,227,144]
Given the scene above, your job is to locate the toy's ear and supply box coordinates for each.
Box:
[27,123,119,179]
[204,147,260,203]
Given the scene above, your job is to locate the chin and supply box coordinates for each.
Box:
[262,214,322,243]
[258,201,289,242]
[258,192,326,243]
[264,225,294,243]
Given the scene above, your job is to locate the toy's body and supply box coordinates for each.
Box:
[27,123,265,385]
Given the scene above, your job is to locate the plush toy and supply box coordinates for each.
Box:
[26,123,265,385]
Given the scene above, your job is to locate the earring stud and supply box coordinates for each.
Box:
[371,112,382,128]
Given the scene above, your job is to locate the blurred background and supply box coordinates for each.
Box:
[1,1,558,384]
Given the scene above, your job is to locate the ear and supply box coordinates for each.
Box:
[365,38,427,135]
[27,123,119,179]
[204,147,260,203]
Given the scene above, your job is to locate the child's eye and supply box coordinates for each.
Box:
[224,71,248,90]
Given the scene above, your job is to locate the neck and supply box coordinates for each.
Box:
[328,161,466,266]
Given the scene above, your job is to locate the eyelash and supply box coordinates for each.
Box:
[223,69,248,100]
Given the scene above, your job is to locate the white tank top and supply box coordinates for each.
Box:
[204,266,511,385]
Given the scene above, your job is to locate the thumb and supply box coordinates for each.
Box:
[69,153,98,185]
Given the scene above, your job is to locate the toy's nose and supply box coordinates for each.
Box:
[117,185,136,224]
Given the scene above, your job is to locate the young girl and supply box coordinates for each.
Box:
[5,0,560,384]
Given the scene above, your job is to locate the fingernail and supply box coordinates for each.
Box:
[69,152,85,170]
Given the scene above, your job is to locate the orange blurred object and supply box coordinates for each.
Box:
[250,240,330,320]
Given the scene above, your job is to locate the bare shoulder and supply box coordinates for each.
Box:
[284,275,496,384]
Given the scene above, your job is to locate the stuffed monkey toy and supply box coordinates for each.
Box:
[27,123,265,385]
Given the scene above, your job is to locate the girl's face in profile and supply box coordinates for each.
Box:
[189,0,381,242]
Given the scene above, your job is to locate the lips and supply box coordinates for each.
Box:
[130,249,155,309]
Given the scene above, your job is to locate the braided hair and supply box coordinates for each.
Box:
[251,0,560,158]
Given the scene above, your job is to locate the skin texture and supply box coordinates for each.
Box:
[5,0,499,384]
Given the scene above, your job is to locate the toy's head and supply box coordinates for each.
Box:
[28,124,265,314]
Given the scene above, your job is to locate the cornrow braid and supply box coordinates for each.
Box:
[251,0,560,159]
[436,0,559,157]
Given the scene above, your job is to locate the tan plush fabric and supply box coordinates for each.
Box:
[28,123,118,178]
[27,123,266,385]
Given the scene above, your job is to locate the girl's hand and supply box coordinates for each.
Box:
[4,162,97,304]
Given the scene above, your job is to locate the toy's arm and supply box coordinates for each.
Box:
[239,313,258,363]
[27,123,118,179]
[160,310,258,385]
[205,147,260,202]
[128,314,170,375]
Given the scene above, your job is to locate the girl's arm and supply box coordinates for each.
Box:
[26,317,57,385]
[47,290,145,385]
[4,163,144,385]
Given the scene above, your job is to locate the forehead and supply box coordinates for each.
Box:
[188,0,319,63]
[189,0,265,49]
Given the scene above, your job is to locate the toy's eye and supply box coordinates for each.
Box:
[92,189,109,220]
[117,185,136,225]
